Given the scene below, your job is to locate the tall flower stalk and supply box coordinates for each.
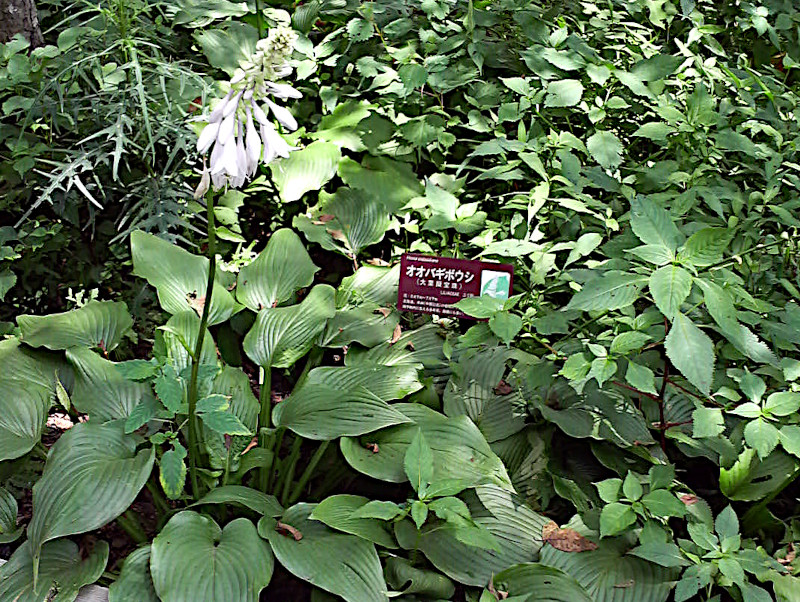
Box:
[186,26,300,499]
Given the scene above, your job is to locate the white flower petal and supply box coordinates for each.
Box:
[266,81,302,99]
[251,101,269,127]
[265,98,298,131]
[245,110,261,173]
[207,90,233,124]
[230,69,246,85]
[217,112,237,146]
[236,123,248,177]
[223,90,243,118]
[196,121,220,154]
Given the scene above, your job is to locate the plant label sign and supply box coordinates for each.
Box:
[398,253,514,319]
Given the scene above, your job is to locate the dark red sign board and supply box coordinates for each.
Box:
[398,253,514,319]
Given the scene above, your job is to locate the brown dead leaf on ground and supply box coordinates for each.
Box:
[493,380,513,395]
[680,494,699,505]
[390,324,402,344]
[541,521,598,552]
[375,307,392,318]
[242,437,258,455]
[367,258,390,267]
[366,443,379,454]
[276,521,303,541]
[187,293,206,316]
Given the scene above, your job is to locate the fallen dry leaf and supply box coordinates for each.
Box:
[327,228,348,243]
[242,437,259,455]
[390,324,402,344]
[680,494,699,505]
[614,579,635,588]
[366,443,379,454]
[276,521,303,541]
[366,258,390,267]
[541,521,598,552]
[493,380,513,395]
[375,307,392,318]
[187,292,206,316]
[46,412,73,431]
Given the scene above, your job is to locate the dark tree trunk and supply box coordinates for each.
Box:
[0,0,44,47]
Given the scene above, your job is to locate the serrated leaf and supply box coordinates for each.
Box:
[625,362,658,395]
[405,429,435,495]
[678,228,731,266]
[664,312,714,395]
[545,79,584,107]
[586,130,623,169]
[629,542,689,567]
[744,418,780,459]
[116,359,159,381]
[649,265,692,319]
[641,490,686,517]
[692,407,724,438]
[200,411,252,436]
[630,196,682,251]
[599,502,636,537]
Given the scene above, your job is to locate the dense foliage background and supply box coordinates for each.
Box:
[1,0,800,600]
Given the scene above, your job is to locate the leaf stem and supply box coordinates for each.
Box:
[115,510,148,544]
[186,189,217,501]
[279,435,303,506]
[288,440,330,505]
[257,367,273,492]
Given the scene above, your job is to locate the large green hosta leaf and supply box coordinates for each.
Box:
[341,403,512,489]
[309,494,397,549]
[443,347,528,442]
[346,324,447,369]
[29,421,155,569]
[0,339,61,461]
[66,346,154,421]
[494,563,593,601]
[0,486,22,543]
[336,265,400,307]
[394,486,550,586]
[259,503,388,602]
[236,228,319,312]
[270,141,341,202]
[150,512,273,602]
[539,533,678,602]
[131,231,240,325]
[0,539,108,602]
[320,305,399,348]
[294,187,391,259]
[161,310,217,375]
[17,300,132,351]
[108,546,159,602]
[243,285,335,369]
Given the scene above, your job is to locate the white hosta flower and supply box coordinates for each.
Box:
[194,25,302,190]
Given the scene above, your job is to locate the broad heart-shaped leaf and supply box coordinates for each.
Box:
[270,140,341,202]
[309,495,397,549]
[243,285,336,369]
[191,485,283,517]
[0,539,108,602]
[494,563,593,601]
[66,346,155,421]
[384,557,455,599]
[151,512,273,602]
[259,503,389,602]
[131,230,240,326]
[443,347,528,443]
[161,310,217,375]
[720,448,800,501]
[338,155,423,213]
[346,324,446,369]
[108,546,158,602]
[0,487,22,543]
[539,534,678,602]
[236,228,319,312]
[29,421,155,568]
[0,339,65,461]
[587,130,624,169]
[565,272,648,312]
[336,265,400,307]
[630,196,683,251]
[294,187,391,258]
[273,365,420,439]
[664,312,714,395]
[273,385,412,440]
[341,403,512,490]
[17,300,132,351]
[648,265,692,319]
[394,486,550,586]
[320,304,399,348]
